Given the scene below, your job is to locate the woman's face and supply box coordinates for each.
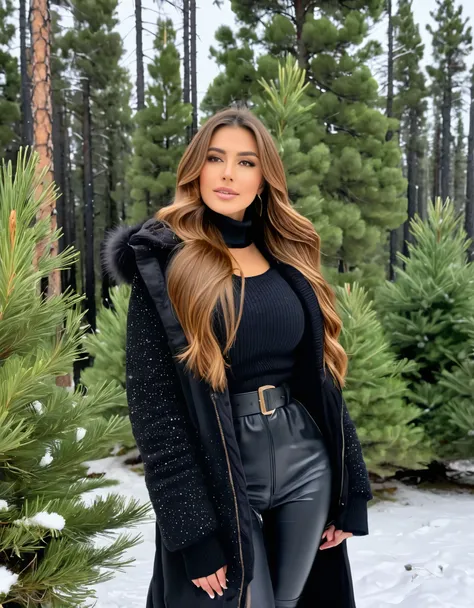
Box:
[199,125,265,221]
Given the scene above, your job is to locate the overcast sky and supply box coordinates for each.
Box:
[114,0,474,122]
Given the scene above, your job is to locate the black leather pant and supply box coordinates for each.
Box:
[233,395,332,608]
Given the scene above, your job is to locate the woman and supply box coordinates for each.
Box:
[104,105,373,608]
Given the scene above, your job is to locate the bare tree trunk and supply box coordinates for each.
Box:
[432,117,441,200]
[294,0,309,77]
[417,138,427,221]
[441,75,452,202]
[20,0,33,147]
[386,0,394,143]
[389,229,398,280]
[183,0,190,143]
[82,76,96,332]
[454,118,466,215]
[64,106,77,293]
[52,95,70,290]
[31,0,60,297]
[135,0,145,111]
[385,0,397,279]
[190,0,198,138]
[403,108,418,257]
[101,143,119,309]
[465,71,474,261]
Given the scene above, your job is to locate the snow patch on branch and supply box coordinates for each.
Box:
[76,427,87,442]
[39,448,53,467]
[14,511,66,530]
[0,565,19,595]
[31,400,44,414]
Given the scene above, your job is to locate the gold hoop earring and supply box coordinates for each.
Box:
[257,193,263,217]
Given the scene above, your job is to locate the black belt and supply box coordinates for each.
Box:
[229,382,291,417]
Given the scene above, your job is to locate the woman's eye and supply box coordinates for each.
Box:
[207,156,254,167]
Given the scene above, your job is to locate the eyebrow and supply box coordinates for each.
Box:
[208,146,259,158]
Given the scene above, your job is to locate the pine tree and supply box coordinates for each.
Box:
[393,0,428,257]
[466,66,474,260]
[437,343,474,457]
[0,149,150,606]
[81,284,130,417]
[126,18,193,223]
[427,0,473,202]
[375,198,474,457]
[0,0,20,161]
[202,2,407,285]
[200,23,259,113]
[336,283,434,475]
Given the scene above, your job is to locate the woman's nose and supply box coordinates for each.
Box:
[222,163,235,179]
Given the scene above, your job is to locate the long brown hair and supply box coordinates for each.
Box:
[155,106,348,393]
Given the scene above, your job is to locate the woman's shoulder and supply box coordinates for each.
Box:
[103,217,179,286]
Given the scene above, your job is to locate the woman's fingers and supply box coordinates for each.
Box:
[207,573,224,597]
[198,576,216,598]
[322,524,335,541]
[216,566,228,590]
[320,530,353,550]
[191,565,228,598]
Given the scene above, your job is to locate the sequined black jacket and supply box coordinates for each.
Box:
[103,218,373,608]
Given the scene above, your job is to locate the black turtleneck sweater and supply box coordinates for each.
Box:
[204,200,306,394]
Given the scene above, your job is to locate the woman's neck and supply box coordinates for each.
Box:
[203,202,255,248]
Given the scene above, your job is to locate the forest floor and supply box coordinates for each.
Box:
[84,453,474,608]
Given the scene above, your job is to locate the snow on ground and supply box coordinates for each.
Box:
[84,455,474,608]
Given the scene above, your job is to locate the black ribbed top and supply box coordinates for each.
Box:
[213,263,305,394]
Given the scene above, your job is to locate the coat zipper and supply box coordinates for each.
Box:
[339,393,345,506]
[210,391,246,608]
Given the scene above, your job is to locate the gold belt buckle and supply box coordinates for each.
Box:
[258,385,276,416]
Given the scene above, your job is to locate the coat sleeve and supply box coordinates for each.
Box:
[336,395,373,536]
[125,272,227,580]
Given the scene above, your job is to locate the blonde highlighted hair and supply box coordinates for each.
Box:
[155,106,347,393]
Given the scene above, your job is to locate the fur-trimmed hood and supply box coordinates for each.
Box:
[102,218,180,285]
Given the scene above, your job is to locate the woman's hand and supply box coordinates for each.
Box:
[192,564,228,599]
[320,524,353,550]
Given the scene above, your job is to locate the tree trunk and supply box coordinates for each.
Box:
[454,125,466,215]
[101,143,119,309]
[31,0,60,297]
[403,107,418,257]
[52,95,70,291]
[135,0,145,111]
[82,77,96,332]
[183,0,190,143]
[386,0,394,142]
[389,229,398,281]
[465,72,474,261]
[190,0,198,138]
[386,0,396,278]
[294,0,309,77]
[441,75,452,201]
[417,138,427,222]
[20,0,33,147]
[432,118,441,200]
[64,106,77,293]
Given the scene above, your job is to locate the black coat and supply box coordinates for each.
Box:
[104,218,373,608]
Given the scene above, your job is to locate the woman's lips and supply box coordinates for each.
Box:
[214,191,239,200]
